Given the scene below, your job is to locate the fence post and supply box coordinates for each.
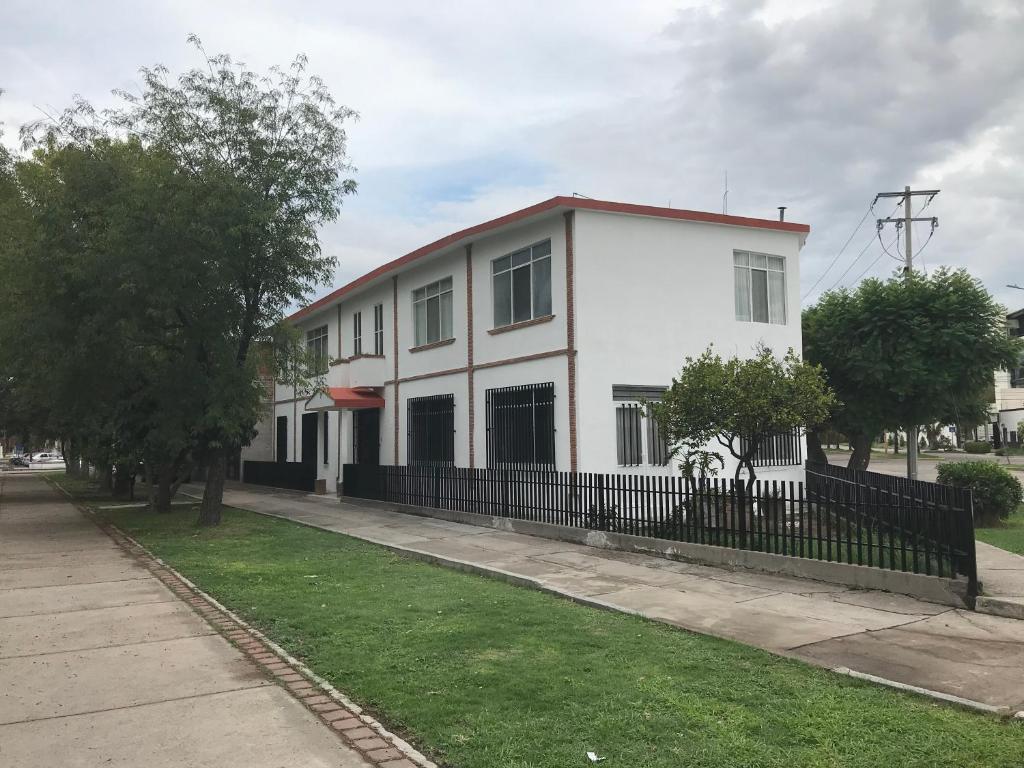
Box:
[962,489,979,600]
[734,480,747,550]
[432,465,441,509]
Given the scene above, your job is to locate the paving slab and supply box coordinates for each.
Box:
[0,600,213,658]
[0,560,151,590]
[798,616,1024,711]
[739,592,933,631]
[0,686,370,768]
[0,634,269,723]
[0,578,176,618]
[0,547,129,571]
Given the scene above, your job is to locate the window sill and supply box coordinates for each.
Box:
[347,353,386,361]
[488,314,555,335]
[409,338,456,354]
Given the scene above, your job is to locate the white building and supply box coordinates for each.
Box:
[244,196,810,493]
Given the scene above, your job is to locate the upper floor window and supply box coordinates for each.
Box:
[413,277,453,346]
[493,240,552,328]
[734,251,786,324]
[306,325,329,374]
[352,311,362,356]
[373,303,384,355]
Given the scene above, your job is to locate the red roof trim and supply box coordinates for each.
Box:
[289,196,809,322]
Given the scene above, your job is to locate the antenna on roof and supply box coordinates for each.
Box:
[722,171,728,214]
[572,192,593,199]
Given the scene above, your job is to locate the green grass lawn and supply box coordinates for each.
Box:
[977,514,1024,556]
[53,477,1024,768]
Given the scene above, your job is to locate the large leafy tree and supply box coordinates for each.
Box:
[0,138,208,502]
[27,40,357,524]
[803,269,1022,471]
[651,346,835,490]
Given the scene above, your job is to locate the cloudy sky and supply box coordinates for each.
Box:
[3,0,1022,310]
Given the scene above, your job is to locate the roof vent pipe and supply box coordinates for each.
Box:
[778,206,787,222]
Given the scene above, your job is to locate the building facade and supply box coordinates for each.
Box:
[243,197,810,492]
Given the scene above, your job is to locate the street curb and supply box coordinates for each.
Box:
[975,595,1024,621]
[45,477,436,768]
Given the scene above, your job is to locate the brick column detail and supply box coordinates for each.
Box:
[465,244,475,468]
[392,275,400,465]
[564,210,578,473]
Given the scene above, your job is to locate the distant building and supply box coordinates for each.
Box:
[243,196,810,492]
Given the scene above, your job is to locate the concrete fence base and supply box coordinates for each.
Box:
[347,497,972,609]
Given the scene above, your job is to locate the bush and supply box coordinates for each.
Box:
[963,441,992,454]
[937,461,1023,525]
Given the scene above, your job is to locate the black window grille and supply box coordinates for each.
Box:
[373,303,384,355]
[616,404,643,466]
[352,312,362,356]
[647,409,669,466]
[740,427,802,467]
[408,394,455,466]
[485,383,555,468]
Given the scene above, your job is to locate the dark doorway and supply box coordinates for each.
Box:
[302,412,319,465]
[353,408,381,465]
[276,416,288,462]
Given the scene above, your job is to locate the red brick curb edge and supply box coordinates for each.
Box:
[49,483,435,768]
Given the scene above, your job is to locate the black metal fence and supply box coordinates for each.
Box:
[806,461,976,592]
[342,463,977,590]
[243,460,316,492]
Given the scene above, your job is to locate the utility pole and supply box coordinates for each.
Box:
[874,186,939,480]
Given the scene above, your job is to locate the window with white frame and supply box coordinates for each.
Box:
[352,311,362,356]
[612,385,670,467]
[492,240,552,328]
[306,325,329,374]
[413,277,453,346]
[373,303,384,355]
[734,251,787,324]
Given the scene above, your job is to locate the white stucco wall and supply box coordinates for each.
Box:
[573,209,806,483]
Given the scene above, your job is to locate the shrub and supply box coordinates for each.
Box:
[964,441,992,454]
[936,461,1023,525]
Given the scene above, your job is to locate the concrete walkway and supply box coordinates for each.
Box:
[188,482,1024,714]
[977,541,1024,619]
[0,474,371,768]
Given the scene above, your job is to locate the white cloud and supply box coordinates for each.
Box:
[2,0,1022,311]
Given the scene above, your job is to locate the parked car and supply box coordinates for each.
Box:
[28,452,65,468]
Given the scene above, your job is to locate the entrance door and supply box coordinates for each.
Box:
[276,416,288,462]
[352,408,381,465]
[301,412,319,466]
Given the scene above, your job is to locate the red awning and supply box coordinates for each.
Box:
[329,387,384,409]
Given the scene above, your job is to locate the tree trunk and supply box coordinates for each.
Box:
[198,447,226,526]
[112,462,131,499]
[805,429,828,465]
[104,463,114,491]
[847,433,872,470]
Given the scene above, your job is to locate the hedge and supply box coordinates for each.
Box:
[936,461,1023,525]
[963,441,992,454]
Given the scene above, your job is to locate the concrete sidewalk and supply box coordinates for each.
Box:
[977,541,1024,619]
[189,482,1024,715]
[0,474,372,768]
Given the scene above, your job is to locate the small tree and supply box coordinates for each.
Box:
[651,346,834,491]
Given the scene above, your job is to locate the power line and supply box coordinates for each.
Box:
[821,200,903,293]
[852,233,901,283]
[801,202,874,301]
